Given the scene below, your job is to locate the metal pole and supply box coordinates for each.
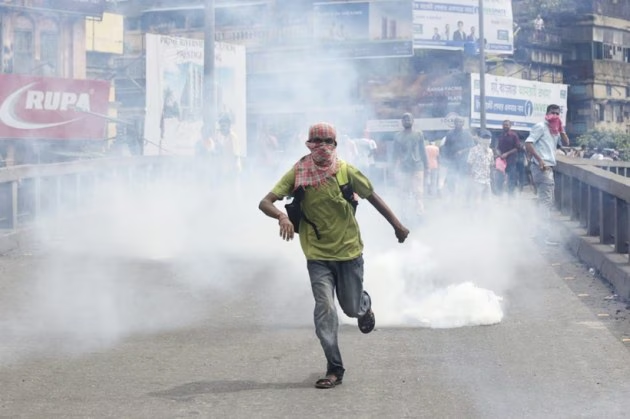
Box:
[203,0,216,137]
[478,0,486,130]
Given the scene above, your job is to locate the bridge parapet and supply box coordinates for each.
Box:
[555,155,630,298]
[0,157,179,231]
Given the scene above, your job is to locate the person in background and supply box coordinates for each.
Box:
[467,129,494,204]
[214,114,241,175]
[425,140,440,197]
[494,120,521,197]
[441,118,475,198]
[392,112,429,217]
[525,104,570,246]
[258,122,409,390]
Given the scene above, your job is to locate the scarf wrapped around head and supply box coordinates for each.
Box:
[294,122,338,190]
[545,114,563,135]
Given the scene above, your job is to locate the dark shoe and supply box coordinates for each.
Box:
[358,308,375,334]
[315,373,343,389]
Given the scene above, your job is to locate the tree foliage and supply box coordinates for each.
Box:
[576,130,630,160]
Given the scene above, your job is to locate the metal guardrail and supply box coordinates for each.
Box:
[0,157,179,230]
[554,155,630,257]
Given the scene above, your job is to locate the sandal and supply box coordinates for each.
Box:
[358,308,375,334]
[315,374,343,389]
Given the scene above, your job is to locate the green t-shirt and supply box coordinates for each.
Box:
[271,162,374,261]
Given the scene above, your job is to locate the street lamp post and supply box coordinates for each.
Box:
[478,0,487,131]
[203,0,216,137]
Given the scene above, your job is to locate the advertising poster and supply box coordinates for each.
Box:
[144,34,247,156]
[470,73,568,130]
[0,74,109,140]
[362,72,469,132]
[413,0,513,54]
[313,0,414,59]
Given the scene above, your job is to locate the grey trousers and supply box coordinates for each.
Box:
[530,163,555,216]
[307,255,371,377]
[530,163,556,239]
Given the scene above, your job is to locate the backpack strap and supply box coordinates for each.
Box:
[335,160,349,185]
[335,160,358,213]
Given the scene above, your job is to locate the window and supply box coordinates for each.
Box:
[40,32,58,76]
[13,30,33,74]
[597,104,605,121]
[593,42,603,59]
[13,15,33,74]
[603,44,614,59]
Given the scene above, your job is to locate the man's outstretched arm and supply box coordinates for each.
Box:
[366,192,409,243]
[259,192,295,241]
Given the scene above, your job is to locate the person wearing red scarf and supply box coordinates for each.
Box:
[259,122,409,389]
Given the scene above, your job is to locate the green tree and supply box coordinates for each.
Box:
[576,130,630,160]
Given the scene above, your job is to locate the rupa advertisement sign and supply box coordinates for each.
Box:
[413,0,513,54]
[470,74,568,130]
[0,74,110,140]
[313,0,414,59]
[144,34,247,156]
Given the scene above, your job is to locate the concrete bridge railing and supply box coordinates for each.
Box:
[554,155,630,299]
[0,157,178,231]
[2,155,630,298]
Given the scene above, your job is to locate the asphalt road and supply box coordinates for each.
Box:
[1,183,630,419]
[1,240,629,418]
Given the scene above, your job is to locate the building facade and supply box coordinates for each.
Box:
[109,0,630,156]
[0,0,110,166]
[560,1,630,136]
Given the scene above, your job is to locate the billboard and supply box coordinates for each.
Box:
[361,72,469,132]
[144,34,247,156]
[413,0,513,54]
[0,74,110,140]
[470,74,568,130]
[313,0,414,59]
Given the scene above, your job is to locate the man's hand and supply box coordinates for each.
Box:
[394,225,410,243]
[278,215,295,241]
[539,160,548,171]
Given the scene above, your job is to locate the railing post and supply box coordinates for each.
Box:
[579,182,588,227]
[587,185,599,236]
[571,178,580,221]
[9,180,18,229]
[600,191,615,245]
[561,173,571,215]
[615,198,628,254]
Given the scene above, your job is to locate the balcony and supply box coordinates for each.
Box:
[514,28,565,51]
[564,60,630,85]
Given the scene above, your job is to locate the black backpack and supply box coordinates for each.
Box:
[285,161,357,240]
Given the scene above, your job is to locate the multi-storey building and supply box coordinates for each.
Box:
[0,0,112,165]
[115,1,630,154]
[560,1,630,136]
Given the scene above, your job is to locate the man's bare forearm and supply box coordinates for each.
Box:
[259,193,287,220]
[366,192,404,229]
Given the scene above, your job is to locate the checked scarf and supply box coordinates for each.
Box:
[294,123,338,190]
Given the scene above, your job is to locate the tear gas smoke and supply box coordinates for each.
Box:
[0,8,550,363]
